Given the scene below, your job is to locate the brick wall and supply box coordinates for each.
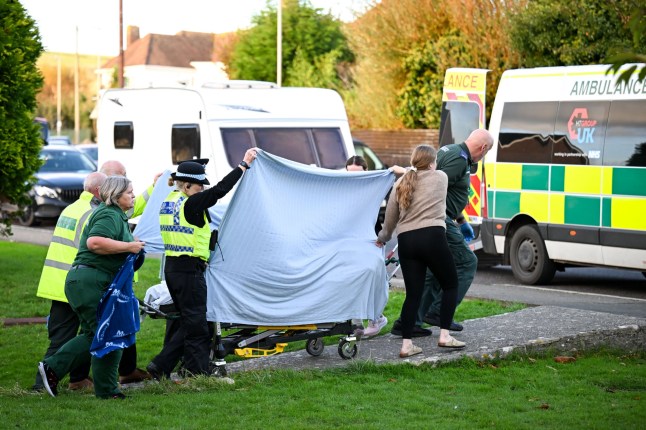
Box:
[352,129,439,167]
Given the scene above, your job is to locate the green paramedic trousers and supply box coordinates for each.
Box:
[44,266,123,398]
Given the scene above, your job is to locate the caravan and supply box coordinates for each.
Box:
[96,82,354,196]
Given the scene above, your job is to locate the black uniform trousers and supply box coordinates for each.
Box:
[150,257,213,376]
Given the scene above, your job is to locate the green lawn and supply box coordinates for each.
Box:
[1,242,644,428]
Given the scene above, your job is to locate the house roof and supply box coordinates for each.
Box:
[102,31,235,69]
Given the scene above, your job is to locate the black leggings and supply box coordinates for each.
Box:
[398,226,458,339]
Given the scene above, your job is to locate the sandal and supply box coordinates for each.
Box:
[438,337,465,348]
[399,344,423,358]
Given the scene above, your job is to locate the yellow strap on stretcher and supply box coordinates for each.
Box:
[234,343,288,358]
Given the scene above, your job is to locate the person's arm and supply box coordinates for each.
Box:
[376,184,400,246]
[389,165,407,177]
[87,236,145,255]
[85,212,145,254]
[184,167,244,214]
[438,152,465,186]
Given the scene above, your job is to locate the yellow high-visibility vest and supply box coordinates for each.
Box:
[159,191,210,261]
[36,191,98,302]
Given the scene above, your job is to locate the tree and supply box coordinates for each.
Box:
[229,0,353,90]
[509,0,640,67]
[0,0,44,234]
[346,0,522,129]
[607,4,646,84]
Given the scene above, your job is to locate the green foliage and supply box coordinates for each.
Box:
[397,31,475,129]
[0,0,44,232]
[346,0,522,129]
[229,0,352,88]
[607,5,646,84]
[509,0,639,67]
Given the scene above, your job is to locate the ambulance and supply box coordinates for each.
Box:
[443,65,646,284]
[438,68,489,251]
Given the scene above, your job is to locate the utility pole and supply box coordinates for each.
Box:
[119,0,125,88]
[56,56,61,135]
[277,0,282,87]
[74,26,80,144]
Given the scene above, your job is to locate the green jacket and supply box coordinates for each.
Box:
[437,142,473,220]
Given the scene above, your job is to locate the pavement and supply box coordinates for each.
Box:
[223,306,646,375]
[4,225,646,376]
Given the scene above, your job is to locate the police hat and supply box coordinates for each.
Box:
[171,161,210,185]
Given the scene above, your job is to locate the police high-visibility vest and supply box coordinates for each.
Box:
[36,191,98,302]
[159,191,210,261]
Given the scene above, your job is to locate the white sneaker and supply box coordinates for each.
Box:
[362,315,388,338]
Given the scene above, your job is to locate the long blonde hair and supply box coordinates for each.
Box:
[396,145,437,210]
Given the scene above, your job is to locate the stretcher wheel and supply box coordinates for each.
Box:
[306,338,325,356]
[338,339,358,360]
[211,365,228,378]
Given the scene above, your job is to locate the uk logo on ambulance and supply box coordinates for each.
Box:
[568,108,601,159]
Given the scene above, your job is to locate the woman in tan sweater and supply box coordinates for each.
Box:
[377,145,465,357]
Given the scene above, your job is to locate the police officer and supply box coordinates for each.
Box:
[147,148,257,379]
[391,129,493,336]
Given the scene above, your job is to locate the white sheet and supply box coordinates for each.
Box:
[206,150,394,325]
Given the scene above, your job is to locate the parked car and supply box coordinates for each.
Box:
[353,139,388,171]
[18,146,96,226]
[352,139,389,226]
[75,143,99,165]
[48,135,72,145]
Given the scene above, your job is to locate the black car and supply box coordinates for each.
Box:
[19,146,96,226]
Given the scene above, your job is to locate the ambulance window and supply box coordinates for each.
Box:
[603,100,646,167]
[171,124,200,165]
[439,102,480,148]
[553,101,609,166]
[222,129,254,167]
[114,122,133,149]
[312,128,347,169]
[255,129,317,166]
[497,102,557,164]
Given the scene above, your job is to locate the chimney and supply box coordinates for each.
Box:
[127,26,140,47]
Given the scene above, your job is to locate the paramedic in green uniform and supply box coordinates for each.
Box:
[147,148,257,379]
[421,129,494,329]
[33,172,106,392]
[38,176,145,399]
[391,129,493,336]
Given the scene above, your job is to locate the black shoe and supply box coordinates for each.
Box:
[390,320,432,337]
[37,362,58,397]
[422,314,464,331]
[31,383,44,392]
[146,362,167,381]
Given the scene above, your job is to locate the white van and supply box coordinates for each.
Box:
[96,81,355,195]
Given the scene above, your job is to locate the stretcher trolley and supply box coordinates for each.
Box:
[140,277,361,379]
[141,245,401,377]
[208,320,360,376]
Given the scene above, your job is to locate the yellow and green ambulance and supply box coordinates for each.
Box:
[478,64,646,284]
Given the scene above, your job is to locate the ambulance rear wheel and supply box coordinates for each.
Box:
[509,225,555,285]
[306,338,324,356]
[338,339,358,360]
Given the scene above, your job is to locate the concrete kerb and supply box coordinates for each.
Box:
[217,305,646,376]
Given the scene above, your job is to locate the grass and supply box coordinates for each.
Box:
[1,242,644,428]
